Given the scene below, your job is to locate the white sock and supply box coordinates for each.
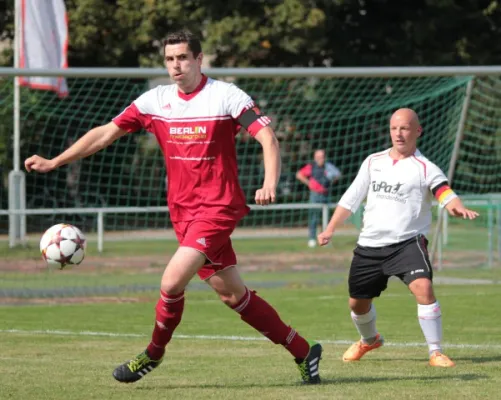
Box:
[418,301,442,355]
[351,304,378,343]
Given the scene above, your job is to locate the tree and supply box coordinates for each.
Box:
[318,0,501,67]
[2,0,501,209]
[2,0,501,68]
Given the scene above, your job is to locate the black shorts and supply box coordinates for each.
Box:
[348,234,433,299]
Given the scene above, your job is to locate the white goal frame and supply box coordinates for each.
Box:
[1,65,501,267]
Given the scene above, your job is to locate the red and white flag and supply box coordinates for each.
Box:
[19,0,69,97]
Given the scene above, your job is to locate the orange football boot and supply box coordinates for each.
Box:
[429,351,455,367]
[342,334,384,362]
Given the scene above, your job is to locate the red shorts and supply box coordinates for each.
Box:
[172,219,238,280]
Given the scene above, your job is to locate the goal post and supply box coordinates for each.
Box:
[430,78,475,269]
[1,66,501,269]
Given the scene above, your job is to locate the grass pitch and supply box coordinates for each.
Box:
[1,232,500,399]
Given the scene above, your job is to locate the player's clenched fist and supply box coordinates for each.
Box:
[255,187,276,205]
[317,230,333,246]
[24,155,56,173]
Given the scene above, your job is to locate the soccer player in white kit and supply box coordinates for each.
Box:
[318,108,479,367]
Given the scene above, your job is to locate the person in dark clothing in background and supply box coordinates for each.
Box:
[296,149,341,248]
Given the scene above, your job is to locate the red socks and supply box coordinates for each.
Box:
[146,287,310,361]
[232,288,310,359]
[146,290,185,360]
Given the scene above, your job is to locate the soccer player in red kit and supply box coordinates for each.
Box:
[24,30,322,384]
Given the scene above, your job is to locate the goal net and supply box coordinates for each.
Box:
[1,75,475,233]
[0,71,500,299]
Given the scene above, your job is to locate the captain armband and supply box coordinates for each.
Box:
[431,182,458,207]
[237,106,269,130]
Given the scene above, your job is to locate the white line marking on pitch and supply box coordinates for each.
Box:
[1,329,500,350]
[315,292,493,300]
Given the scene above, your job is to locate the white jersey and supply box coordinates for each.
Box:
[338,148,456,247]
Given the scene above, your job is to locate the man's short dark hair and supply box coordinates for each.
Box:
[163,30,202,57]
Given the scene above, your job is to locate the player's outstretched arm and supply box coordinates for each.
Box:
[25,122,127,173]
[318,156,370,246]
[444,197,479,220]
[317,205,352,246]
[253,127,281,206]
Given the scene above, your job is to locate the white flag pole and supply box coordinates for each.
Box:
[13,0,20,172]
[10,0,68,247]
[9,0,26,247]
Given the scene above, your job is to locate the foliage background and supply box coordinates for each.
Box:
[1,0,501,220]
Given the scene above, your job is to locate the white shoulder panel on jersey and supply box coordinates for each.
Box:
[367,148,391,167]
[219,81,255,119]
[130,78,256,121]
[132,84,177,116]
[337,154,373,213]
[413,150,448,189]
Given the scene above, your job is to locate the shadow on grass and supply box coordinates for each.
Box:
[367,357,430,362]
[451,355,501,364]
[323,373,487,385]
[369,355,501,364]
[132,373,487,390]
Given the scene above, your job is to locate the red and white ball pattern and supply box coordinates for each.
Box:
[40,223,86,269]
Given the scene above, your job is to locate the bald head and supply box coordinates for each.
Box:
[314,149,326,166]
[390,108,420,127]
[389,108,422,158]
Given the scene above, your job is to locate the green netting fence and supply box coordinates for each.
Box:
[0,74,478,234]
[1,69,501,300]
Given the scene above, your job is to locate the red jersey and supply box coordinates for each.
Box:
[113,75,271,222]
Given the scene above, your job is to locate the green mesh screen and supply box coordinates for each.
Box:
[432,76,501,270]
[3,72,501,300]
[454,77,501,193]
[0,75,471,234]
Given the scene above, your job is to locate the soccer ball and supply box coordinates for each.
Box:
[40,223,87,269]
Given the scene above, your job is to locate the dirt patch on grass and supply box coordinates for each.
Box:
[0,251,351,305]
[1,247,489,275]
[2,247,494,305]
[0,251,350,273]
[0,296,150,305]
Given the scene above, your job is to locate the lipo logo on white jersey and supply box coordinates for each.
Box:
[169,126,207,140]
[372,180,407,204]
